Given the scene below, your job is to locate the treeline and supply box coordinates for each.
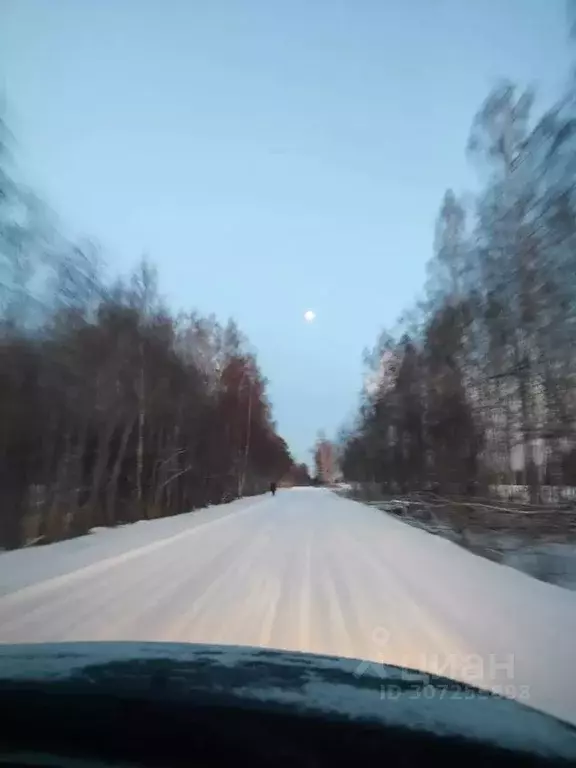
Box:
[341,31,576,502]
[0,116,293,549]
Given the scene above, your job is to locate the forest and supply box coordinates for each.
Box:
[340,24,576,503]
[0,116,305,549]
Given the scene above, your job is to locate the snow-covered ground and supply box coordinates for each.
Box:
[0,488,575,727]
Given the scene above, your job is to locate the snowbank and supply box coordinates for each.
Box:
[0,495,267,597]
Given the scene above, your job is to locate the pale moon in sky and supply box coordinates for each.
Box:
[304,310,316,322]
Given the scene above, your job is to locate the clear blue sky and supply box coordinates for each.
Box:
[1,0,572,464]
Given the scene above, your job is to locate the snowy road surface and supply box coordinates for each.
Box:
[0,488,575,725]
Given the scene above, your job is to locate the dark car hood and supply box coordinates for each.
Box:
[0,642,575,761]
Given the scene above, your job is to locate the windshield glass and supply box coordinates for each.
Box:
[1,0,575,732]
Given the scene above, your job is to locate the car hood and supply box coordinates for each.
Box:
[0,642,575,760]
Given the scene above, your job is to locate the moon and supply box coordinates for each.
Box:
[304,310,316,322]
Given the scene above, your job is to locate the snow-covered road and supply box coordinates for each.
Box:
[0,488,575,725]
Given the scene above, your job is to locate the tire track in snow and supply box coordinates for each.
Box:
[297,534,313,651]
[320,549,357,660]
[257,577,282,649]
[151,515,278,643]
[338,525,475,672]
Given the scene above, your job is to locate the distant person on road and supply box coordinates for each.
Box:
[270,481,277,496]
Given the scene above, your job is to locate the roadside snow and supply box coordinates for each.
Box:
[0,495,267,597]
[0,488,575,727]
